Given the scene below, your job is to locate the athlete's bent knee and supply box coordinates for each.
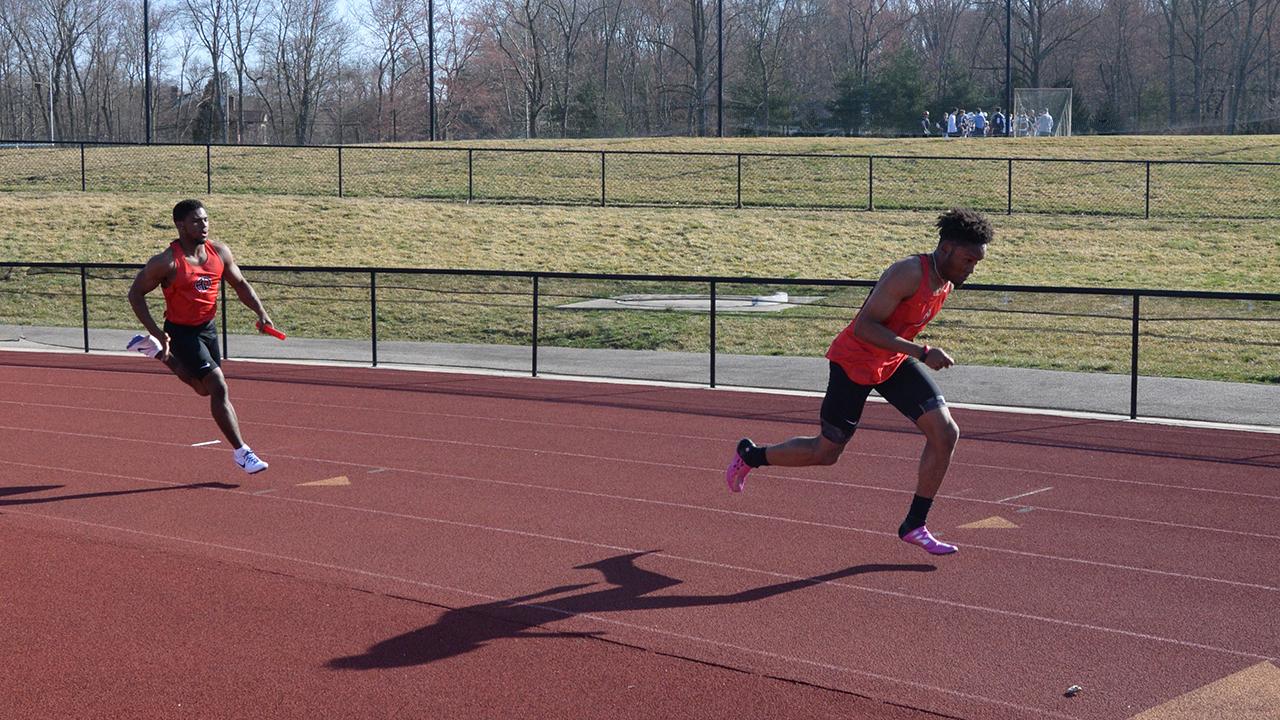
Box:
[934,420,960,452]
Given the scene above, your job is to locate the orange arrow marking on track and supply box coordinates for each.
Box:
[1128,662,1280,719]
[958,516,1018,529]
[297,476,350,487]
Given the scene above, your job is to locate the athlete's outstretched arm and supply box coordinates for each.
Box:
[215,243,273,328]
[853,260,953,370]
[128,252,175,360]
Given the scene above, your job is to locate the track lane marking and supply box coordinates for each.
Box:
[4,418,1275,542]
[5,381,1274,499]
[998,487,1054,503]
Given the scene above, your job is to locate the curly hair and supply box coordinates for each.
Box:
[172,199,205,223]
[935,208,993,246]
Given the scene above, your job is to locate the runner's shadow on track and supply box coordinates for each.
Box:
[0,482,237,506]
[328,551,934,670]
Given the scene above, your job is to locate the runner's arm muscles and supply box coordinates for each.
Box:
[216,243,272,326]
[852,261,927,358]
[127,253,171,339]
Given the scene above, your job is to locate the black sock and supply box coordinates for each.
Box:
[738,438,769,467]
[898,494,933,537]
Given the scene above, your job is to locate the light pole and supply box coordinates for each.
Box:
[428,0,436,141]
[1005,0,1012,136]
[144,0,153,142]
[37,65,54,141]
[716,0,723,137]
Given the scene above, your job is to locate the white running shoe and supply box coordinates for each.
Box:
[126,333,162,358]
[234,447,269,474]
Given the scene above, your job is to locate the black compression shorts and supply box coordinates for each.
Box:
[164,318,221,380]
[819,360,947,444]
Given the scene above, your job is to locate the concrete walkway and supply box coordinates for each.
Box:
[3,324,1276,428]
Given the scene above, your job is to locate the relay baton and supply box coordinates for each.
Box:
[257,321,287,340]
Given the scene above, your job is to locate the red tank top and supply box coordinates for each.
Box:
[162,241,224,326]
[826,254,952,385]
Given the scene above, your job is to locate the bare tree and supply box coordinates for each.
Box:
[912,0,968,99]
[225,0,268,142]
[364,0,409,139]
[1225,0,1279,130]
[546,0,605,136]
[1011,0,1100,87]
[406,0,484,138]
[736,0,810,132]
[0,0,104,139]
[268,0,345,144]
[835,0,911,84]
[491,0,550,137]
[184,0,229,141]
[1172,0,1234,127]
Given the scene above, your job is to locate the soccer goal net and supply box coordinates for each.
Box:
[1011,88,1072,137]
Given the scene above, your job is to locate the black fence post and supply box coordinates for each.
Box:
[600,152,606,207]
[867,156,874,211]
[709,280,717,388]
[1007,159,1013,215]
[532,274,539,377]
[370,271,378,367]
[736,155,743,208]
[338,147,344,198]
[79,143,86,191]
[80,266,89,352]
[206,144,212,194]
[1129,293,1140,420]
[220,283,228,357]
[1144,162,1151,219]
[467,149,474,203]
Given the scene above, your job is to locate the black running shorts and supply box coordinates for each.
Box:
[164,318,222,380]
[819,360,947,444]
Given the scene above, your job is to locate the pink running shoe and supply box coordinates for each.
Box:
[900,525,958,555]
[724,439,754,493]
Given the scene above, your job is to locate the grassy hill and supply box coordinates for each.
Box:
[1,135,1277,384]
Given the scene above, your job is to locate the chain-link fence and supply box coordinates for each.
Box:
[2,140,1277,218]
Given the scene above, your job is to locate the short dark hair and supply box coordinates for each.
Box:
[173,199,205,223]
[936,208,993,246]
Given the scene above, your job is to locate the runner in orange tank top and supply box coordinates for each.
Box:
[724,209,993,555]
[127,199,276,475]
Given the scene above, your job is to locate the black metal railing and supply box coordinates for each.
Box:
[2,261,1278,423]
[2,139,1278,219]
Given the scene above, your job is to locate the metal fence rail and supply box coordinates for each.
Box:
[2,140,1278,219]
[3,261,1278,423]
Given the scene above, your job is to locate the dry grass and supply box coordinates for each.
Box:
[3,136,1279,218]
[1,183,1277,384]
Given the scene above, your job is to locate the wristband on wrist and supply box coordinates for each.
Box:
[919,345,930,361]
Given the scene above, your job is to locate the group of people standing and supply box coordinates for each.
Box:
[920,107,1055,138]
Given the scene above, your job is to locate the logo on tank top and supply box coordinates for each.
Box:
[195,276,212,293]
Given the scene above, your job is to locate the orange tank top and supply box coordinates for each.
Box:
[162,241,224,326]
[826,254,952,385]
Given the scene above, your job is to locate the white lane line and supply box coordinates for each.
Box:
[7,353,1280,436]
[4,453,1280,601]
[3,421,1280,547]
[191,440,221,447]
[999,487,1054,503]
[4,385,1278,500]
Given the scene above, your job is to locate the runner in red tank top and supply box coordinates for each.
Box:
[127,199,276,475]
[724,209,993,555]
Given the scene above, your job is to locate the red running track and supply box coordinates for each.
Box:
[1,351,1277,719]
